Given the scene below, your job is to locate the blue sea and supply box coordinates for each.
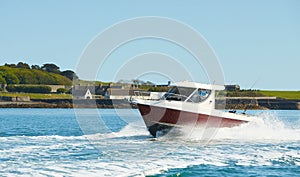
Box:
[0,108,299,176]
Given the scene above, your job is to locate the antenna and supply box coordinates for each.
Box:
[228,75,261,114]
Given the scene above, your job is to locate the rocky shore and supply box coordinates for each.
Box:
[216,98,300,110]
[0,98,299,110]
[0,99,133,109]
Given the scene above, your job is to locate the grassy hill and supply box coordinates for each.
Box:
[0,92,72,99]
[225,90,300,100]
[259,90,300,100]
[0,66,72,85]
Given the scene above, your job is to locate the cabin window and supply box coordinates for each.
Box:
[163,87,195,101]
[188,89,211,103]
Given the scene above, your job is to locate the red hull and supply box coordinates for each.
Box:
[137,103,247,137]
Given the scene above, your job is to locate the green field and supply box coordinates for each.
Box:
[258,91,300,100]
[0,92,72,99]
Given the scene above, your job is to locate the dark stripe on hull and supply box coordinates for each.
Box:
[137,103,247,137]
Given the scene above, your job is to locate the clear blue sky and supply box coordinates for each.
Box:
[0,0,299,90]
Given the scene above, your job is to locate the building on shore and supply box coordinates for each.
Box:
[225,85,240,91]
[72,87,93,99]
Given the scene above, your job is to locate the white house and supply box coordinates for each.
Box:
[72,88,93,99]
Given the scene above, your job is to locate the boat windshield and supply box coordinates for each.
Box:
[163,87,196,101]
[187,88,211,103]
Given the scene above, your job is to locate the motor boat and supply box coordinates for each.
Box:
[133,81,256,137]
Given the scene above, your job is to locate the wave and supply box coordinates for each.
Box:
[1,111,299,143]
[83,122,150,141]
[176,112,300,142]
[84,111,300,143]
[1,114,299,177]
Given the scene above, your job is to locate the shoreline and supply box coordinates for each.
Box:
[0,98,299,110]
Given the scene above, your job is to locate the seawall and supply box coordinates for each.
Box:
[0,99,133,108]
[216,98,300,110]
[0,98,299,110]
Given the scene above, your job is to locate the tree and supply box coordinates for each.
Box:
[30,70,72,85]
[6,85,51,93]
[0,65,72,85]
[41,63,60,74]
[57,88,67,93]
[60,70,78,80]
[16,62,30,69]
[15,70,38,84]
[31,65,41,70]
[3,71,19,84]
[0,75,6,84]
[4,63,16,68]
[132,79,144,87]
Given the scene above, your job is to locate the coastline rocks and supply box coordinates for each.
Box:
[0,98,299,110]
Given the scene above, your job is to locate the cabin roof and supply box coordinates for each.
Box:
[72,88,91,96]
[171,81,225,90]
